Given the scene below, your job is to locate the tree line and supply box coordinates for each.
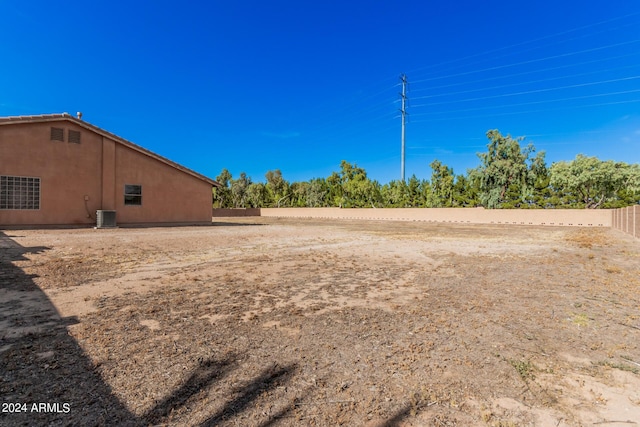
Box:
[213,130,640,209]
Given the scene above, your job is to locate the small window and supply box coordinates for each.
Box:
[0,175,40,210]
[51,127,64,141]
[124,184,142,206]
[68,130,81,144]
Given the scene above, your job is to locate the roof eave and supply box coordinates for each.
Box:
[0,113,221,188]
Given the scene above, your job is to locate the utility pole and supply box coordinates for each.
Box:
[399,74,408,182]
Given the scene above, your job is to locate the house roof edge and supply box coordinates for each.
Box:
[0,113,221,188]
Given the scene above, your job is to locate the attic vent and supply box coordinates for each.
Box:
[50,127,64,141]
[96,210,117,228]
[68,130,81,144]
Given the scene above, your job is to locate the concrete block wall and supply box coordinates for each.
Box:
[212,208,261,217]
[214,207,613,227]
[612,205,639,239]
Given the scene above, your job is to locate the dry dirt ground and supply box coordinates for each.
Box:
[1,218,640,426]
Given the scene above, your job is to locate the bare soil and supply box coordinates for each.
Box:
[1,218,640,426]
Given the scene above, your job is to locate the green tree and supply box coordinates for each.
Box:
[246,182,267,208]
[230,172,251,208]
[429,160,455,207]
[306,178,329,207]
[339,160,364,207]
[380,180,409,207]
[406,175,425,207]
[265,169,290,207]
[213,168,233,208]
[326,171,344,207]
[289,181,310,207]
[614,165,640,206]
[472,130,546,209]
[344,173,380,208]
[325,161,378,207]
[550,155,640,208]
[451,174,479,207]
[526,167,552,208]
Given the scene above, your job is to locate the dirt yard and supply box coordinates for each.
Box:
[1,218,639,426]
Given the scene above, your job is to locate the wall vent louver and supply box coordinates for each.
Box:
[50,127,64,141]
[68,130,81,144]
[96,210,117,228]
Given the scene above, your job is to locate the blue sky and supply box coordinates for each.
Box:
[2,1,639,184]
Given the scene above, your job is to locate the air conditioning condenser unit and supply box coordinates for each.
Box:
[96,210,117,228]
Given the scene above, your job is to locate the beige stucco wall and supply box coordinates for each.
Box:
[0,121,102,225]
[114,143,213,224]
[212,208,261,217]
[612,205,639,239]
[101,138,116,210]
[254,207,613,227]
[0,120,212,226]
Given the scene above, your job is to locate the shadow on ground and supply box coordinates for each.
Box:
[0,231,290,426]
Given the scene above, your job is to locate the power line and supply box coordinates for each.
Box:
[290,12,640,177]
[409,19,640,86]
[408,129,611,147]
[292,81,398,140]
[411,39,640,84]
[409,98,640,123]
[409,51,640,95]
[410,76,640,107]
[314,37,626,140]
[404,11,640,79]
[305,122,398,157]
[305,109,397,142]
[293,78,398,135]
[411,88,640,116]
[302,106,397,141]
[411,64,640,100]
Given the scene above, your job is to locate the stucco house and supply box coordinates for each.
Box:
[0,113,219,227]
